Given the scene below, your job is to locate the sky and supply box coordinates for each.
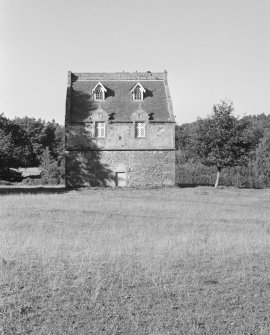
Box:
[0,0,269,125]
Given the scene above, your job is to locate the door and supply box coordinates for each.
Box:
[116,172,126,187]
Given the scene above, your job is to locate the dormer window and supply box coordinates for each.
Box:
[92,82,107,101]
[134,86,142,100]
[131,83,146,101]
[95,86,104,100]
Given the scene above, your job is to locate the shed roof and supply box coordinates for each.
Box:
[67,72,174,123]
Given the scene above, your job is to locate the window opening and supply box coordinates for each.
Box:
[136,122,145,138]
[95,86,104,100]
[133,86,142,100]
[95,121,105,137]
[116,172,126,187]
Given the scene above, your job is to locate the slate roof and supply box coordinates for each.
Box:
[66,72,174,123]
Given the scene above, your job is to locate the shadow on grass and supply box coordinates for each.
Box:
[0,186,69,195]
[177,183,214,188]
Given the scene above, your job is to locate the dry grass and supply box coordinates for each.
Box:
[1,186,270,334]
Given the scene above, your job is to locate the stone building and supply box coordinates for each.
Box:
[65,71,175,187]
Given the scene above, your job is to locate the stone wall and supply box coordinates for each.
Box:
[65,150,175,187]
[66,122,175,151]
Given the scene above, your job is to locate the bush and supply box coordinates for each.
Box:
[21,177,43,186]
[0,180,13,185]
[176,162,269,188]
[176,163,216,186]
[0,168,23,182]
[40,147,64,185]
[252,133,270,187]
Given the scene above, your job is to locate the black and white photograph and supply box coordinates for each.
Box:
[1,0,270,334]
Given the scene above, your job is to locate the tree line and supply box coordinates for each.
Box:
[0,114,64,184]
[1,102,270,188]
[175,101,270,188]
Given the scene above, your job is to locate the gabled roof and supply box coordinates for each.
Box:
[66,72,174,123]
[91,81,107,93]
[130,82,146,93]
[130,104,149,121]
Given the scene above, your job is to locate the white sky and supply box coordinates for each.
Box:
[0,0,269,125]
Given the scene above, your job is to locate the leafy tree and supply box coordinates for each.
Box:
[243,113,270,136]
[192,100,256,187]
[12,116,65,166]
[252,132,270,187]
[0,117,23,181]
[0,130,16,169]
[14,117,48,165]
[40,147,63,184]
[175,122,198,163]
[0,115,23,167]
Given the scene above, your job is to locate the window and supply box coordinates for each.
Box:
[134,86,142,100]
[135,122,145,138]
[95,121,105,137]
[94,86,104,100]
[92,82,107,101]
[131,83,145,101]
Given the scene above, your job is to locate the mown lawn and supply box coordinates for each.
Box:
[1,186,270,334]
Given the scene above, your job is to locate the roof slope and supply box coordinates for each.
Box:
[67,72,174,123]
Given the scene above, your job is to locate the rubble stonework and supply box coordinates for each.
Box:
[65,150,175,187]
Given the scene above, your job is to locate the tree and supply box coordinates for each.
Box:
[192,100,256,187]
[0,114,22,169]
[40,147,63,184]
[12,116,65,167]
[175,122,198,163]
[14,116,49,165]
[252,132,270,187]
[0,130,16,169]
[0,127,23,182]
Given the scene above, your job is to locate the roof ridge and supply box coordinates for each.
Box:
[72,72,166,81]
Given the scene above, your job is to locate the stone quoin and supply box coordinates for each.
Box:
[65,71,175,187]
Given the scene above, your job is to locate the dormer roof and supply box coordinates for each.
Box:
[130,82,146,93]
[91,81,107,93]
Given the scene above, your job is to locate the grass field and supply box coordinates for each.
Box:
[1,186,270,334]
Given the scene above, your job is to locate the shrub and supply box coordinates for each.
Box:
[21,177,43,186]
[176,162,269,188]
[176,163,216,186]
[0,168,23,182]
[0,180,13,185]
[252,134,270,187]
[40,147,64,185]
